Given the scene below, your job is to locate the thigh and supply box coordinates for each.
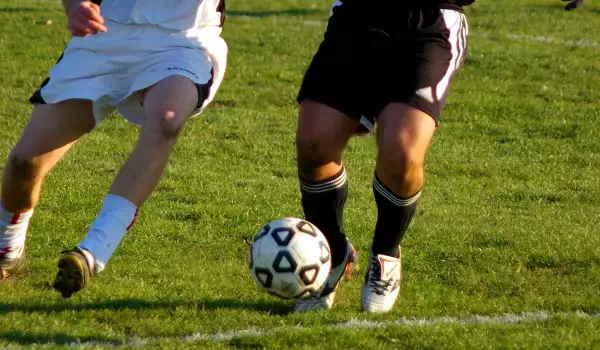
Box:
[12,100,95,160]
[376,103,436,161]
[297,100,359,148]
[296,100,358,179]
[119,40,226,125]
[141,75,199,132]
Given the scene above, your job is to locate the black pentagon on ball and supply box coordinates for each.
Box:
[254,267,273,288]
[254,224,271,241]
[319,240,331,264]
[298,263,320,285]
[272,250,298,273]
[296,220,318,237]
[271,227,295,246]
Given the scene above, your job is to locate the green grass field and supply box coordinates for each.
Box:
[1,0,599,348]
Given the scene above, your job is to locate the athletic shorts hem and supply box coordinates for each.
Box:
[33,91,105,106]
[298,93,439,127]
[297,94,361,121]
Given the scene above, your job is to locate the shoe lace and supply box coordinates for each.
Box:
[368,257,396,296]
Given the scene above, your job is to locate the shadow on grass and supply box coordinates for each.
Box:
[0,298,292,315]
[0,299,291,346]
[0,331,120,347]
[0,7,44,13]
[199,298,292,315]
[228,9,322,18]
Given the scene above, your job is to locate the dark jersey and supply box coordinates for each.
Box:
[445,0,475,6]
[439,0,475,10]
[340,0,474,11]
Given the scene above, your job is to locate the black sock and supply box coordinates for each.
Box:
[299,167,348,268]
[371,173,421,258]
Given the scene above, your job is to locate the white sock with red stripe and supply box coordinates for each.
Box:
[78,194,138,273]
[0,206,33,260]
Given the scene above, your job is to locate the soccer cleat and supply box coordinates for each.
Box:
[294,241,358,312]
[53,247,93,298]
[361,248,402,313]
[0,248,26,281]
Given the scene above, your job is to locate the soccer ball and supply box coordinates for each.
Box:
[249,217,331,299]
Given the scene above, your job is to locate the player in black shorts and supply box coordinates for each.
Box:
[294,0,473,313]
[563,0,584,10]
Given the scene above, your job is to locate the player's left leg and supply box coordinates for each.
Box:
[360,7,469,312]
[361,103,436,313]
[53,75,200,297]
[0,101,95,281]
[373,104,435,258]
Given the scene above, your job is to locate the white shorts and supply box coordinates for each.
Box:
[30,20,228,125]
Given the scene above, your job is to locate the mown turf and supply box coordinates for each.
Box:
[0,0,599,348]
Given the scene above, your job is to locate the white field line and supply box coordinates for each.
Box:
[231,15,600,48]
[61,310,600,347]
[473,32,600,48]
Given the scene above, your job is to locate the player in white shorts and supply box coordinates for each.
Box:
[0,0,227,298]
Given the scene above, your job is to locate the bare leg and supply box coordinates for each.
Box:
[2,100,95,212]
[295,99,358,266]
[109,75,198,206]
[362,102,436,313]
[375,103,436,197]
[293,99,360,312]
[296,100,358,182]
[370,102,436,256]
[0,100,93,278]
[71,75,198,276]
[53,75,199,297]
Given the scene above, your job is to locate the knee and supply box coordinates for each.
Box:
[155,110,186,140]
[6,152,40,179]
[295,131,341,173]
[378,144,424,184]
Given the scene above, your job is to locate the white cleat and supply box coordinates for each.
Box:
[361,248,401,313]
[295,241,358,313]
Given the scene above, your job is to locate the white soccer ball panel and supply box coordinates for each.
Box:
[252,231,281,268]
[288,234,331,294]
[289,233,329,267]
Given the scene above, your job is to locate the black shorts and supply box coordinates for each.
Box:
[297,3,469,128]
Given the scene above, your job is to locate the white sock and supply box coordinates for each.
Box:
[0,205,33,259]
[78,194,138,273]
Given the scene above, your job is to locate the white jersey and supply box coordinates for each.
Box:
[99,0,225,32]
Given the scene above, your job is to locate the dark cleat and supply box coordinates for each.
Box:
[53,247,93,298]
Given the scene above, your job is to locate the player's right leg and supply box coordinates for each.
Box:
[293,2,369,312]
[294,101,359,312]
[0,100,95,280]
[51,20,228,298]
[53,75,201,298]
